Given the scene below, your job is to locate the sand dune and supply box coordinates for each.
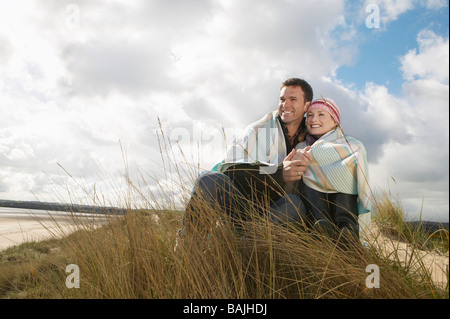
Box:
[367,225,449,288]
[1,208,448,289]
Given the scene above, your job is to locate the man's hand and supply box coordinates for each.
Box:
[282,146,312,183]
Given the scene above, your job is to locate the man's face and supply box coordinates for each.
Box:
[278,86,310,127]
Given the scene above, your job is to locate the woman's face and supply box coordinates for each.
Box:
[306,108,337,138]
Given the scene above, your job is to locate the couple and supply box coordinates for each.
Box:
[183,78,371,244]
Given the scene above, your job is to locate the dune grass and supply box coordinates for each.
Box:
[373,190,449,255]
[0,189,448,299]
[1,126,448,299]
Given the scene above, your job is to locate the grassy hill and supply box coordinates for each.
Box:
[0,193,448,299]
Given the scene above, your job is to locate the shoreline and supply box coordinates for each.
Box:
[0,199,126,215]
[0,207,112,251]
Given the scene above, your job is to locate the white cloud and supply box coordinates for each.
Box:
[401,30,449,82]
[363,0,415,25]
[420,0,448,9]
[368,30,449,221]
[363,0,447,26]
[0,1,448,221]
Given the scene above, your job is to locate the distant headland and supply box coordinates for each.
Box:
[0,199,126,215]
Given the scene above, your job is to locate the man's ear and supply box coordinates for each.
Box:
[304,101,311,113]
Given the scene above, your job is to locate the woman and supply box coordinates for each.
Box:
[292,98,371,244]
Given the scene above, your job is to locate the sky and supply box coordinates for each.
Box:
[0,0,448,222]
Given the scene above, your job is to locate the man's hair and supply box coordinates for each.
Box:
[281,78,313,102]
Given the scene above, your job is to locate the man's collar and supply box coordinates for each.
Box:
[277,115,306,145]
[277,115,306,134]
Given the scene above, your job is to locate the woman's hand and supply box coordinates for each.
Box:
[282,146,312,182]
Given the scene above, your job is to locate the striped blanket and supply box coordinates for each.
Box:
[296,128,372,241]
[211,112,371,243]
[213,111,286,174]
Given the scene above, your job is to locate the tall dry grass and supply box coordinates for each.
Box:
[16,192,447,299]
[2,123,448,299]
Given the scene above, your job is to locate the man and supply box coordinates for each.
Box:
[183,78,313,235]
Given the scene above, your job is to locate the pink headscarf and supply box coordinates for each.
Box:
[308,98,341,124]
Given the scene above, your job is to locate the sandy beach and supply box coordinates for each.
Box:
[0,207,110,251]
[367,225,449,288]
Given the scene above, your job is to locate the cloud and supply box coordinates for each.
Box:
[419,0,448,9]
[0,32,13,66]
[63,39,174,96]
[368,30,449,221]
[379,0,415,23]
[401,30,449,82]
[0,1,448,221]
[363,0,447,26]
[0,0,352,204]
[308,28,449,221]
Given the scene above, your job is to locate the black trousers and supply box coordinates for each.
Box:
[297,180,359,238]
[182,171,306,236]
